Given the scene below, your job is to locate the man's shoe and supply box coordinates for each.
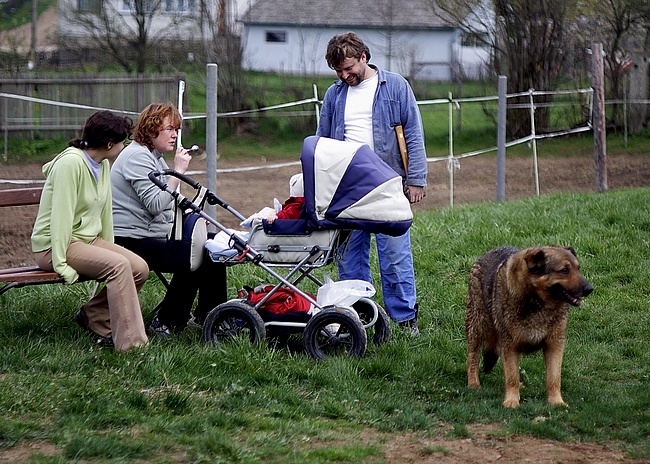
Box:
[149,316,171,338]
[399,318,420,337]
[74,309,114,347]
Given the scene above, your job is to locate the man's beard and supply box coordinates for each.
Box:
[346,74,362,86]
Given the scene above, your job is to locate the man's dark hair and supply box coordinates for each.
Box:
[325,32,371,69]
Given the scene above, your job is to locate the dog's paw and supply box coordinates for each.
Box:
[502,395,520,408]
[549,398,568,408]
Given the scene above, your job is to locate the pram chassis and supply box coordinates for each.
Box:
[149,169,391,359]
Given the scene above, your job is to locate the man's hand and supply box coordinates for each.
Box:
[405,185,426,204]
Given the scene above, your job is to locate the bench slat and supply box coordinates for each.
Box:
[0,265,42,275]
[0,267,65,297]
[0,187,43,207]
[0,270,62,283]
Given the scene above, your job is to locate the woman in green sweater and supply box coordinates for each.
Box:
[31,111,149,352]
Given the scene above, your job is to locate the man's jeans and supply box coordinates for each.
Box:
[338,229,417,323]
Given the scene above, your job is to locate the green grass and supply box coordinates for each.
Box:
[0,0,56,30]
[2,122,647,167]
[1,188,650,461]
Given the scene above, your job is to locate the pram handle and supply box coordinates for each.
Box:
[148,169,201,190]
[148,169,266,265]
[148,169,247,222]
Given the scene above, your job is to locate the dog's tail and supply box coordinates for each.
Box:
[483,350,498,373]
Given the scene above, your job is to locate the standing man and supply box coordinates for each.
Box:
[316,32,427,336]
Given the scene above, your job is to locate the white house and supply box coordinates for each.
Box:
[238,0,491,80]
[53,0,490,80]
[57,0,214,43]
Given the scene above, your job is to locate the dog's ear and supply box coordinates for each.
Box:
[564,246,577,257]
[550,244,577,257]
[524,248,547,273]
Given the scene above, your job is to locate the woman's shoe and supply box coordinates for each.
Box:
[74,309,114,347]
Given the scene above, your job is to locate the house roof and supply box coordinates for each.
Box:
[239,0,457,29]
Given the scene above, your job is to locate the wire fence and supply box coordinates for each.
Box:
[1,79,648,206]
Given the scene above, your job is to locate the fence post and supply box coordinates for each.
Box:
[313,83,320,128]
[2,97,7,162]
[205,63,218,227]
[177,80,185,148]
[448,91,454,208]
[529,89,540,196]
[496,75,506,202]
[591,43,607,193]
[136,74,144,112]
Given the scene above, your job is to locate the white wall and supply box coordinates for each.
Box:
[457,45,491,79]
[241,25,488,81]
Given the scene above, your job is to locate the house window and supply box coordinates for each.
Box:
[266,31,287,43]
[121,0,194,13]
[462,32,489,48]
[78,0,101,14]
[121,0,155,13]
[166,0,196,13]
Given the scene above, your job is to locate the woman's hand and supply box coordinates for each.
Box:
[172,146,192,175]
[167,146,193,192]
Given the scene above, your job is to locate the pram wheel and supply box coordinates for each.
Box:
[203,300,266,346]
[352,298,391,345]
[303,307,367,360]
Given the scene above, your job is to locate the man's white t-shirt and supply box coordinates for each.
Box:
[344,71,378,150]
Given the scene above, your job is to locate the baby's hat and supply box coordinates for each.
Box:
[289,173,304,197]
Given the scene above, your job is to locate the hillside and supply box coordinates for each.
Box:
[0,5,57,54]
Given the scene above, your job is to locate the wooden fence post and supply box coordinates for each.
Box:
[591,43,607,193]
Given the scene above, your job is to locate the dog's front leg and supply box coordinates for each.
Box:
[544,337,568,407]
[501,348,521,408]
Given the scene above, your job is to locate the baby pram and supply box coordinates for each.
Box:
[148,135,413,359]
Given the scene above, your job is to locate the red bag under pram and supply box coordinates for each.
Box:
[241,285,315,315]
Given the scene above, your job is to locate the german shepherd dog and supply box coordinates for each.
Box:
[466,246,593,408]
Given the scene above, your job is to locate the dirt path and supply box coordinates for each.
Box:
[0,422,643,463]
[1,152,649,270]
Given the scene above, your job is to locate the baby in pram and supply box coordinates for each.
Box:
[267,173,304,223]
[205,173,305,258]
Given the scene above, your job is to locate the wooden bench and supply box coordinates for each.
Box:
[0,187,62,296]
[0,186,169,301]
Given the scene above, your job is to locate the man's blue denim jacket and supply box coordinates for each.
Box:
[316,65,428,188]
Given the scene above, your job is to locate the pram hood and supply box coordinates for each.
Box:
[301,136,413,236]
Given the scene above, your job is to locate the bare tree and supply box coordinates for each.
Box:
[195,0,249,127]
[60,0,192,74]
[575,0,648,127]
[372,0,424,77]
[426,0,575,138]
